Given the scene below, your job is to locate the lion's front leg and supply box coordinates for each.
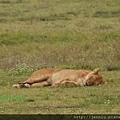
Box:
[52,78,78,88]
[52,78,69,87]
[61,81,78,87]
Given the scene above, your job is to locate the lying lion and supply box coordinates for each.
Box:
[12,68,106,88]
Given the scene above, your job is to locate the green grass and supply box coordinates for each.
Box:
[0,71,120,114]
[0,0,120,114]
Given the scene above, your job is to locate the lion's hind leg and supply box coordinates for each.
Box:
[30,81,50,88]
[12,81,50,88]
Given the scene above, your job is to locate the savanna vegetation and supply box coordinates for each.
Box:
[0,0,120,114]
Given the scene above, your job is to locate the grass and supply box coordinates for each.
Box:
[0,0,120,114]
[0,71,120,114]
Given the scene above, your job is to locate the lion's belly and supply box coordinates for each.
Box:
[50,70,79,84]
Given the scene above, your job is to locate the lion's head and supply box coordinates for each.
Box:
[84,68,106,86]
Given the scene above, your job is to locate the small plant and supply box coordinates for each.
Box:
[44,95,49,100]
[9,63,34,76]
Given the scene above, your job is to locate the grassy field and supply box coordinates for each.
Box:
[0,71,120,114]
[0,0,120,114]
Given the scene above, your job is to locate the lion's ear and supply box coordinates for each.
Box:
[93,68,99,74]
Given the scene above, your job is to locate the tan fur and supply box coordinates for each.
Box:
[12,68,106,88]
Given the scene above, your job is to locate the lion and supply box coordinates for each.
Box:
[12,68,61,88]
[12,68,106,88]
